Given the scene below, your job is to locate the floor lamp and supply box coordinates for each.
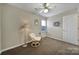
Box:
[20,23,30,47]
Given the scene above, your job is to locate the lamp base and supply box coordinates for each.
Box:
[22,44,27,47]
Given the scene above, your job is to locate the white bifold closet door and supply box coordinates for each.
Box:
[63,14,78,45]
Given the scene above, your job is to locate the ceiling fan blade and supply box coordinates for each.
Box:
[35,8,42,11]
[48,5,56,9]
[48,8,56,12]
[35,7,44,10]
[46,3,50,7]
[48,7,52,9]
[35,8,44,13]
[39,9,44,13]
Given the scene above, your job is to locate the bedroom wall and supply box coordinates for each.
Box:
[47,8,78,41]
[47,16,63,40]
[77,8,79,45]
[0,4,2,53]
[1,4,43,51]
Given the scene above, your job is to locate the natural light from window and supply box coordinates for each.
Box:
[41,20,46,26]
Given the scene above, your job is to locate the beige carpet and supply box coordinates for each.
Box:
[2,37,79,55]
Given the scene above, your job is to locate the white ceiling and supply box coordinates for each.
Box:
[8,3,79,17]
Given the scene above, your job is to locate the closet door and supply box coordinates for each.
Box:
[63,14,78,45]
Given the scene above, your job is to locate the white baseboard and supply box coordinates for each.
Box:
[47,35,62,41]
[1,43,24,53]
[47,36,79,46]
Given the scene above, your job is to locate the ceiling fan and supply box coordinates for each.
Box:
[35,3,56,13]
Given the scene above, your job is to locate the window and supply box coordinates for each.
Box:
[41,20,47,32]
[41,20,46,26]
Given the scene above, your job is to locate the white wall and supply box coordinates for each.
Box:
[0,4,2,53]
[47,16,63,40]
[77,8,79,45]
[47,8,79,45]
[1,4,43,51]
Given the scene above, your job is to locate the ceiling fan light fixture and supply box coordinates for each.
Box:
[44,8,48,13]
[46,3,49,7]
